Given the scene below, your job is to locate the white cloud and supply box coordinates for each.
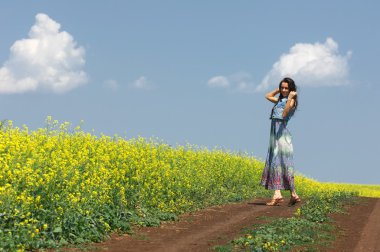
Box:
[131,76,155,90]
[229,72,256,93]
[257,38,351,91]
[0,13,87,94]
[103,79,119,90]
[207,76,230,88]
[207,72,256,93]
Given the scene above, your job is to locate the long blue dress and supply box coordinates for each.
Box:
[260,97,296,191]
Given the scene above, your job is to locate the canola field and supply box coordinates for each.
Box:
[0,118,379,251]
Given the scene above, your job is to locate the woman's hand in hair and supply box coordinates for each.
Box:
[288,91,297,99]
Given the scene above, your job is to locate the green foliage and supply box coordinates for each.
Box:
[0,119,267,250]
[0,118,374,250]
[228,192,356,251]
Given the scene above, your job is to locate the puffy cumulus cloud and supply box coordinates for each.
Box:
[257,38,351,91]
[131,76,155,90]
[0,13,87,94]
[207,72,256,93]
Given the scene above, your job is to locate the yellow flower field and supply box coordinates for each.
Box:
[0,118,378,250]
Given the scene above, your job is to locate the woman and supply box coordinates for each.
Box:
[260,77,301,206]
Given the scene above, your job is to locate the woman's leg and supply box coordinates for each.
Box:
[266,189,284,206]
[290,190,299,199]
[273,189,283,199]
[289,189,301,206]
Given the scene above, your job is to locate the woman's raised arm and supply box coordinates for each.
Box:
[282,91,297,118]
[265,88,280,103]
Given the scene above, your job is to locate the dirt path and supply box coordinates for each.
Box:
[354,198,380,251]
[93,198,298,252]
[317,197,380,252]
[82,197,379,252]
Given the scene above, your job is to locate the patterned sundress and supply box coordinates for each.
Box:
[261,97,295,191]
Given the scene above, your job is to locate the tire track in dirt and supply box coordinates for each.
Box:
[93,198,298,252]
[72,197,380,252]
[323,197,380,252]
[353,198,380,252]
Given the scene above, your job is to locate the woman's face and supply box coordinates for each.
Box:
[280,82,289,97]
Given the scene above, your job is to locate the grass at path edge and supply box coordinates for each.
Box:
[214,191,357,252]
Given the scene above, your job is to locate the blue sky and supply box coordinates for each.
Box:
[0,1,379,184]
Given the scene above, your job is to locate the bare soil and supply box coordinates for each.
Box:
[73,197,379,252]
[331,197,380,252]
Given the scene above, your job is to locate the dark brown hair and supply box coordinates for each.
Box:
[270,77,298,119]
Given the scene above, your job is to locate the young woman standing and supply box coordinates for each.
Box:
[260,77,301,206]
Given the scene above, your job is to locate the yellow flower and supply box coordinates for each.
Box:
[295,208,301,216]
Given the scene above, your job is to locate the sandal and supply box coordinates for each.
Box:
[266,198,284,206]
[288,196,301,206]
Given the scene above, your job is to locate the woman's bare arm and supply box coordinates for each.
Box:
[282,91,297,118]
[265,88,280,103]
